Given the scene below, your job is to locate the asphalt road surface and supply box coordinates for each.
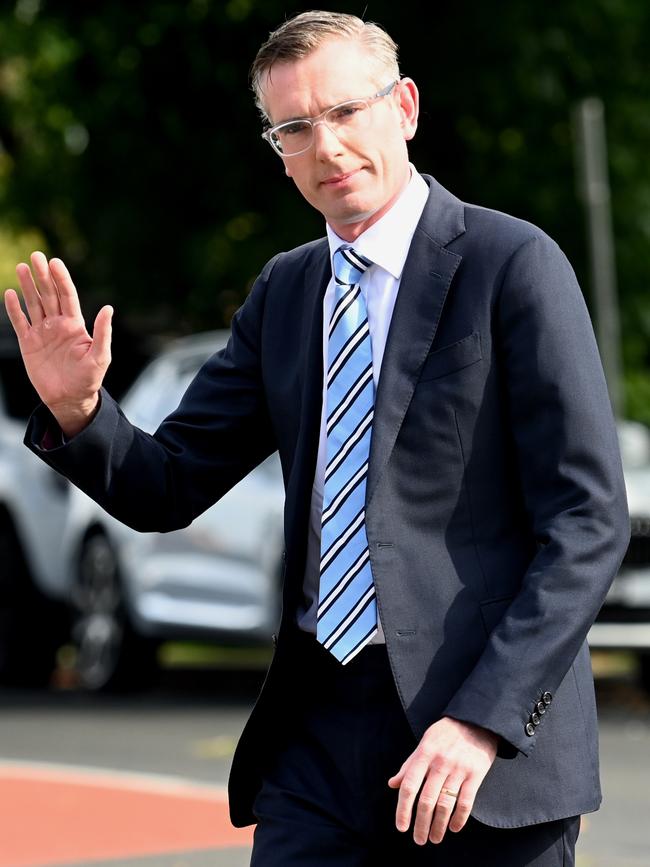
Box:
[0,657,648,866]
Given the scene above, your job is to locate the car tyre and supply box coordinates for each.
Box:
[73,531,159,692]
[638,654,650,697]
[0,521,68,687]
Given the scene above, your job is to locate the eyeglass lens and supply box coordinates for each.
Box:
[272,99,371,155]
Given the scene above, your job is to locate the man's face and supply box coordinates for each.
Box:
[260,39,419,241]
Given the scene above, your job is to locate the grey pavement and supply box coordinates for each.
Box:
[577,671,650,866]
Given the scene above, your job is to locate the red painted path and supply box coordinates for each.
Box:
[0,762,253,866]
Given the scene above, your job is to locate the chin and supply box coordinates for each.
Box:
[327,193,375,219]
[337,205,380,226]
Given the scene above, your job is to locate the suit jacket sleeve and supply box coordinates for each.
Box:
[24,255,281,533]
[443,233,629,754]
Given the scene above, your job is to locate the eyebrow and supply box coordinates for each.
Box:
[272,96,357,127]
[275,113,311,125]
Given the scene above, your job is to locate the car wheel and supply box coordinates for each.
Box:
[73,532,158,692]
[638,654,650,697]
[0,521,68,687]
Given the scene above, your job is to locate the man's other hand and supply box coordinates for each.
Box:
[388,716,498,845]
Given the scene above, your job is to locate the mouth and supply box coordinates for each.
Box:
[320,169,360,187]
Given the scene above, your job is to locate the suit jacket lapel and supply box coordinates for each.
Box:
[366,177,465,507]
[283,241,329,601]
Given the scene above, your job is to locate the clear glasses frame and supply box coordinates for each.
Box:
[261,80,399,157]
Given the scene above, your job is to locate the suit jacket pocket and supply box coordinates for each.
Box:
[480,595,515,635]
[418,331,482,382]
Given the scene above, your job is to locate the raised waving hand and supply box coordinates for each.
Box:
[4,251,113,437]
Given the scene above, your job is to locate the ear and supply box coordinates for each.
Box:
[396,78,419,142]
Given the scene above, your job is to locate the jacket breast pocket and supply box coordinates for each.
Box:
[418,331,482,382]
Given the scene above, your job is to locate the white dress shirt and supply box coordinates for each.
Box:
[298,167,429,640]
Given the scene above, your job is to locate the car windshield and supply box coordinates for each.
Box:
[120,336,282,482]
[123,351,212,434]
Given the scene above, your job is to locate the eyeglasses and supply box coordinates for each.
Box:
[262,80,399,157]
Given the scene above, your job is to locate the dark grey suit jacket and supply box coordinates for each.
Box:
[27,175,629,828]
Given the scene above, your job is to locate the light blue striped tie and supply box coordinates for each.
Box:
[317,245,378,664]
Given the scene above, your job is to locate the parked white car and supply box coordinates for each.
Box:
[59,331,285,690]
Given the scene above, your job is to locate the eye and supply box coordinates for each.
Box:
[280,121,311,137]
[330,102,366,122]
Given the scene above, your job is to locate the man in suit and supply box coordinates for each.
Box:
[5,10,629,866]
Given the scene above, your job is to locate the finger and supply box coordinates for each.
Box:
[447,779,477,834]
[394,759,429,833]
[49,257,83,320]
[428,778,464,844]
[412,774,445,846]
[4,289,31,341]
[90,305,113,370]
[15,262,45,325]
[30,250,61,318]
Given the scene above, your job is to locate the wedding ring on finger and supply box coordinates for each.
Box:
[440,787,459,799]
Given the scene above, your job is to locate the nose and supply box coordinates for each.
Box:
[312,119,344,159]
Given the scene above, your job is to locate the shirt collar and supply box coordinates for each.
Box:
[326,165,429,280]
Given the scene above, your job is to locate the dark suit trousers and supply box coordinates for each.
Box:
[251,633,580,866]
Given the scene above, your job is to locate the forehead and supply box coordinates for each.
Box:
[261,38,383,123]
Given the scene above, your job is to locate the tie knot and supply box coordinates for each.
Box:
[333,246,373,287]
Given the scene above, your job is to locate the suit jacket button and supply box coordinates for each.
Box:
[525,722,536,736]
[536,701,546,715]
[542,691,552,705]
[531,712,541,725]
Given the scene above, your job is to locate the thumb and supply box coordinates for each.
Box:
[91,304,113,368]
[387,768,405,789]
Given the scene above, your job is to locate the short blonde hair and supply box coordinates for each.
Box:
[250,10,400,120]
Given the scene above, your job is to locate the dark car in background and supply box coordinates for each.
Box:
[0,320,71,685]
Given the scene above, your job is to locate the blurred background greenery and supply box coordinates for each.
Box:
[0,0,648,419]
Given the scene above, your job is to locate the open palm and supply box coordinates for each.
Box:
[4,251,113,436]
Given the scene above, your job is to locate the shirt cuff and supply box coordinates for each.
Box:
[41,425,65,450]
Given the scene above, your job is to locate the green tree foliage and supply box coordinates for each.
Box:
[0,0,649,420]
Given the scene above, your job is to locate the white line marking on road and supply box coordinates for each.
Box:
[0,758,229,801]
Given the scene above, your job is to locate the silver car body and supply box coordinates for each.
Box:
[588,419,650,651]
[0,357,70,597]
[61,331,285,643]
